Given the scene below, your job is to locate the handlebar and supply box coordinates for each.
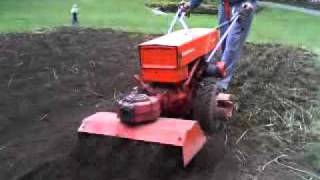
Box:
[167,5,242,63]
[167,6,189,34]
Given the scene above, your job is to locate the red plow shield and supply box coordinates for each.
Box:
[78,112,207,166]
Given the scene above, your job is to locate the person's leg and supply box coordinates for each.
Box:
[74,13,78,25]
[72,13,76,25]
[72,13,79,25]
[217,2,255,90]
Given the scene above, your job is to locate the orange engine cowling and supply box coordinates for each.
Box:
[139,28,219,83]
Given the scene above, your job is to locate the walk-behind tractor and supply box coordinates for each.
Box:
[78,7,239,166]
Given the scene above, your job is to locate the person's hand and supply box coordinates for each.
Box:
[242,2,255,11]
[239,1,254,20]
[179,1,191,17]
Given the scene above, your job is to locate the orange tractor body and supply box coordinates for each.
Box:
[78,27,234,166]
[139,28,219,83]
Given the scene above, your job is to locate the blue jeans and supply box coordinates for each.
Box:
[72,13,79,26]
[216,2,255,90]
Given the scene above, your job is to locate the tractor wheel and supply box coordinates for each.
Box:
[192,78,224,134]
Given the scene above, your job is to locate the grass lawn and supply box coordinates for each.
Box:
[0,0,319,54]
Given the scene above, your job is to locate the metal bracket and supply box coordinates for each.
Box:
[167,8,189,34]
[167,7,240,63]
[206,14,240,63]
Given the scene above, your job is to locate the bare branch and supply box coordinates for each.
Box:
[52,68,58,80]
[39,114,48,121]
[289,170,312,180]
[86,89,104,97]
[236,129,248,145]
[7,74,15,88]
[261,154,288,171]
[276,161,320,180]
[224,130,228,145]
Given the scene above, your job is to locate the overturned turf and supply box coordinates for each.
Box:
[0,28,318,180]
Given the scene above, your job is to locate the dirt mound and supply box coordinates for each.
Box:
[234,44,318,129]
[0,28,144,180]
[0,28,318,180]
[0,28,140,133]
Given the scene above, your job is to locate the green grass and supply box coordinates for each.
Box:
[0,0,319,53]
[188,8,320,54]
[250,8,320,54]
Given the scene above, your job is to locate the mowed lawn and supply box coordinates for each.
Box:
[0,0,319,54]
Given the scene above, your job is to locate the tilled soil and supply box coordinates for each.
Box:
[0,28,318,180]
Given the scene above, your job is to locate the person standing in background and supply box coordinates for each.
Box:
[71,4,79,26]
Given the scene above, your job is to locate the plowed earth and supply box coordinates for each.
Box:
[0,28,318,180]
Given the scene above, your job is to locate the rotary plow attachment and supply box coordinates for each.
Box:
[78,112,207,166]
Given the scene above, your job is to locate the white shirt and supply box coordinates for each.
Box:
[71,6,79,14]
